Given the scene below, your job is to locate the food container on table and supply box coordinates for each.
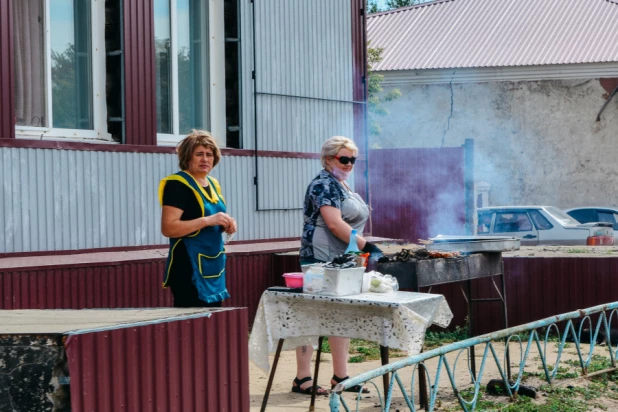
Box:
[303,265,326,294]
[282,272,304,288]
[319,266,366,296]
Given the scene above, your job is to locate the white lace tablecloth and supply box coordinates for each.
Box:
[249,291,453,374]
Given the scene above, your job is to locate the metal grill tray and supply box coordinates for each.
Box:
[426,235,521,253]
[377,252,504,288]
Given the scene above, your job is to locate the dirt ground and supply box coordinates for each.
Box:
[250,341,618,412]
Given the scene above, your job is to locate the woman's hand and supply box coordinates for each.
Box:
[206,212,233,229]
[224,217,237,234]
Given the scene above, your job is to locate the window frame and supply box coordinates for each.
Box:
[494,211,535,233]
[14,0,111,142]
[156,0,226,147]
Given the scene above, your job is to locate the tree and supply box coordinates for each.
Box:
[367,0,423,13]
[385,0,421,8]
[367,45,401,137]
[367,0,381,13]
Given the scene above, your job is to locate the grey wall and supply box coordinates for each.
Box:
[374,77,618,208]
[0,147,323,253]
[239,0,357,210]
[241,0,354,153]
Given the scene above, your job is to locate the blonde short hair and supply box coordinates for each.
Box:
[320,136,359,168]
[177,130,221,170]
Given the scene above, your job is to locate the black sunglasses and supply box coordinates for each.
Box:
[334,155,357,165]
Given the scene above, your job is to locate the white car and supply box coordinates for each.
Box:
[477,206,614,246]
[564,207,618,241]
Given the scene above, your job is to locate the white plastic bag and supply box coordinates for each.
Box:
[367,271,399,294]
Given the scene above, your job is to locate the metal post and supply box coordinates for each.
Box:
[500,263,511,381]
[419,362,429,409]
[310,337,325,412]
[380,345,389,397]
[261,338,284,412]
[467,279,477,380]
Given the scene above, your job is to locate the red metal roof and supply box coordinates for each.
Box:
[367,0,618,71]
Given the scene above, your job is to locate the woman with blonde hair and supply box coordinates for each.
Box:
[159,130,237,307]
[293,136,381,395]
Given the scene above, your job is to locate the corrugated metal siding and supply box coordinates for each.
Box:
[256,156,320,210]
[0,252,288,326]
[65,309,249,412]
[404,257,618,336]
[498,257,618,334]
[369,147,466,241]
[223,254,280,324]
[213,153,305,239]
[0,261,172,309]
[0,147,308,253]
[367,0,618,71]
[0,0,15,140]
[243,0,355,152]
[124,0,157,145]
[241,0,360,209]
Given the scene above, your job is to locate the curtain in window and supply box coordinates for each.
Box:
[13,0,46,127]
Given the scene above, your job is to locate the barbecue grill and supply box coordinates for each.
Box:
[376,236,520,408]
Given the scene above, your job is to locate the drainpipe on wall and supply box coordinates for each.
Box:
[463,139,474,235]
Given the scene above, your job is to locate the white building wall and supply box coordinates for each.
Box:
[375,75,618,208]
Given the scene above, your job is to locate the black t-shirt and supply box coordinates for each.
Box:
[162,180,213,221]
[162,180,219,307]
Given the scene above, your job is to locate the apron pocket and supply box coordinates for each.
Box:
[198,251,226,278]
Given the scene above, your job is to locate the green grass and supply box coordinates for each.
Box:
[565,354,614,373]
[320,338,407,362]
[317,326,472,363]
[444,362,618,412]
[424,326,469,349]
[444,385,598,412]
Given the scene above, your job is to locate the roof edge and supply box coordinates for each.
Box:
[368,0,618,19]
[377,62,618,85]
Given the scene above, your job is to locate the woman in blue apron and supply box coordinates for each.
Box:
[159,130,237,307]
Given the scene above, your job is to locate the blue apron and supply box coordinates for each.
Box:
[158,171,230,303]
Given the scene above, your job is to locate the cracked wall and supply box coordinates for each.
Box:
[373,78,618,208]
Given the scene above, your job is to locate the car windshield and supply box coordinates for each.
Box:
[545,206,580,226]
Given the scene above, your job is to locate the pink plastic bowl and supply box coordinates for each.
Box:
[282,272,304,288]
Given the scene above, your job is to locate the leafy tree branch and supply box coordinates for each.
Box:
[367,45,401,137]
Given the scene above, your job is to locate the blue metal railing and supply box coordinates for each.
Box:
[330,302,618,412]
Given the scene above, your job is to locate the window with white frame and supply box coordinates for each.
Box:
[155,0,235,147]
[13,0,110,140]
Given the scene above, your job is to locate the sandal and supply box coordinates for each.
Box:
[331,375,370,394]
[291,377,329,396]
